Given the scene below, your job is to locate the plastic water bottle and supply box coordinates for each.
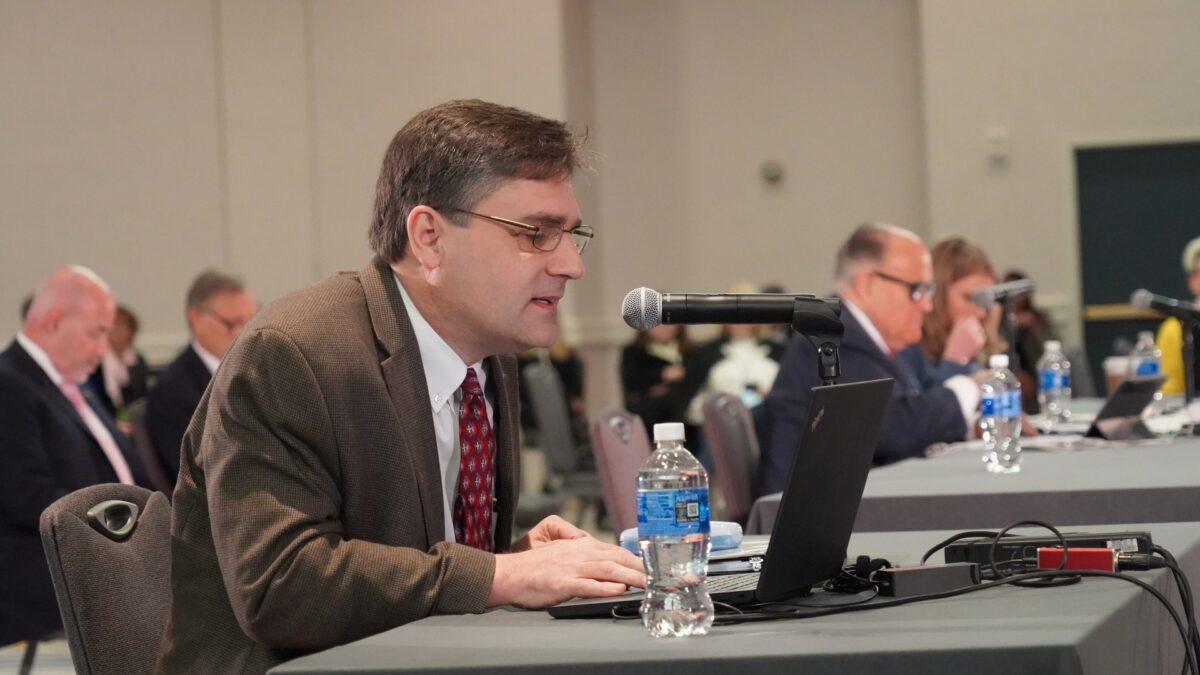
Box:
[981,354,1022,474]
[1129,331,1164,413]
[637,422,713,637]
[1129,331,1162,379]
[1036,340,1072,426]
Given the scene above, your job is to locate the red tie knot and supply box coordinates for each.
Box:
[461,367,483,397]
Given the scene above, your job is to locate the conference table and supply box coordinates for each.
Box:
[271,522,1200,674]
[746,421,1200,536]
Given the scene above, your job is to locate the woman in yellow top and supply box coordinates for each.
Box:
[1156,236,1200,395]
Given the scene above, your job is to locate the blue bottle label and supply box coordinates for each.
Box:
[1000,390,1022,420]
[1039,369,1061,392]
[981,395,997,416]
[1135,360,1160,377]
[1061,373,1070,389]
[637,488,710,537]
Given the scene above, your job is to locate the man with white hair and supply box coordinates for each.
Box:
[0,266,150,643]
[757,224,978,494]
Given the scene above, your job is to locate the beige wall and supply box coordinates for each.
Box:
[0,0,570,362]
[919,0,1200,348]
[3,0,1198,411]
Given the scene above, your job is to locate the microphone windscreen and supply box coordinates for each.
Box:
[622,287,661,330]
[969,289,992,310]
[1129,289,1153,310]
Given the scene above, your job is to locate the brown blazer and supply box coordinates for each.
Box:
[156,258,521,673]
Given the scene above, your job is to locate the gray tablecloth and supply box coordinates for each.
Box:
[747,435,1200,535]
[271,522,1200,675]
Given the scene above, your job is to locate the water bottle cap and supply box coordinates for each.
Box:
[989,354,1009,369]
[1044,340,1061,352]
[653,422,686,442]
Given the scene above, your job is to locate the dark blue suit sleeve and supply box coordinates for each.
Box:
[894,344,975,388]
[757,337,818,495]
[874,384,967,465]
[0,377,67,532]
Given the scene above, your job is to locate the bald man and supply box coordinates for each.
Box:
[757,224,979,494]
[0,266,150,643]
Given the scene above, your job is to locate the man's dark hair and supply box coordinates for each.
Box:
[19,294,33,321]
[186,270,245,310]
[834,223,892,281]
[369,99,583,263]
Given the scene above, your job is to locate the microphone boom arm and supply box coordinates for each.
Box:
[793,297,844,386]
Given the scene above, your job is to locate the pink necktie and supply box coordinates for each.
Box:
[60,380,135,485]
[452,368,494,551]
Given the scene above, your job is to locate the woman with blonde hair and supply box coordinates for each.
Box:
[896,237,1004,384]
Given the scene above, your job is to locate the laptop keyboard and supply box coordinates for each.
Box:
[706,572,760,593]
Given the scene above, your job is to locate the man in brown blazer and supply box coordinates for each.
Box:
[157,100,644,673]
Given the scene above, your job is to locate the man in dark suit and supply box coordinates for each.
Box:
[146,270,256,486]
[758,224,978,495]
[0,266,150,644]
[157,100,643,673]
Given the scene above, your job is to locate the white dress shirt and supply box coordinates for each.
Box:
[842,300,978,430]
[191,341,221,375]
[395,276,495,543]
[16,332,135,484]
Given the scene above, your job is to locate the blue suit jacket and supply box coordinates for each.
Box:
[146,345,212,487]
[757,308,967,495]
[0,340,149,643]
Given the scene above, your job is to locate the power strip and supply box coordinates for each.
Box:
[943,531,1152,567]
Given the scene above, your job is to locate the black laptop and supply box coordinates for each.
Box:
[1085,375,1167,440]
[549,378,894,618]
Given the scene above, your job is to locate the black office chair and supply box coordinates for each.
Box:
[39,484,171,674]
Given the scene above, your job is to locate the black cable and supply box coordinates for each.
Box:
[986,520,1077,588]
[712,568,1198,675]
[919,529,1013,565]
[1150,544,1200,674]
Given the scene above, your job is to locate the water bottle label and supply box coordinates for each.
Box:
[1000,390,1022,420]
[981,395,997,416]
[636,488,710,537]
[1061,373,1070,389]
[1135,360,1160,377]
[1039,369,1061,392]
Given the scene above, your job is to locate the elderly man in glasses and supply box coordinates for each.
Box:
[757,223,979,494]
[146,270,256,488]
[156,100,641,674]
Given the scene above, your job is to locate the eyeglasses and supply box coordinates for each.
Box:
[200,307,249,333]
[453,209,593,254]
[873,271,936,302]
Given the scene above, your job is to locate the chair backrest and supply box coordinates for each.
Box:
[39,484,172,675]
[522,361,581,474]
[701,392,761,526]
[588,409,651,535]
[124,398,174,495]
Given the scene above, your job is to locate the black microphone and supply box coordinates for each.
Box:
[970,278,1035,309]
[621,287,841,331]
[1130,289,1200,322]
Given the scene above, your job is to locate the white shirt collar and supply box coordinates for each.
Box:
[191,341,222,375]
[17,332,66,385]
[394,275,487,414]
[841,299,891,357]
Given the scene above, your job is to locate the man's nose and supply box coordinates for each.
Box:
[549,238,585,279]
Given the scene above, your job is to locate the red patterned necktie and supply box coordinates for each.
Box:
[453,367,494,551]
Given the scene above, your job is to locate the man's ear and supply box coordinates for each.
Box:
[405,206,446,273]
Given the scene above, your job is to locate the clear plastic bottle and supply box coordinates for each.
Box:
[1129,331,1164,413]
[1036,340,1072,427]
[981,354,1022,474]
[1129,331,1162,379]
[637,422,713,637]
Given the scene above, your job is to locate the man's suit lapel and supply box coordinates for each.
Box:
[9,342,95,439]
[485,354,519,552]
[840,308,920,392]
[361,257,445,547]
